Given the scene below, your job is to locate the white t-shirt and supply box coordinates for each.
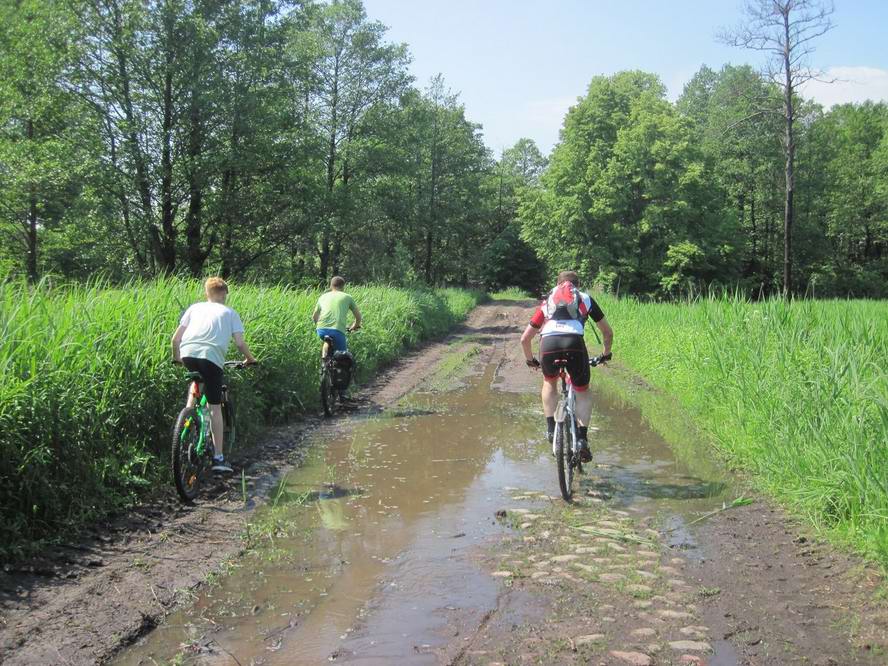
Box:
[179,302,245,368]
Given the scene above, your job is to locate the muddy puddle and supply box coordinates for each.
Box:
[116,357,732,666]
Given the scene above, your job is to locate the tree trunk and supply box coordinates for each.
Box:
[109,128,146,274]
[159,69,176,272]
[782,10,795,298]
[320,63,339,283]
[112,1,157,271]
[185,85,204,277]
[424,229,433,284]
[26,119,38,283]
[320,231,331,281]
[320,124,337,281]
[750,189,757,260]
[426,105,440,284]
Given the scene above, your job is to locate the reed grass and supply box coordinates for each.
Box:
[0,278,483,558]
[596,293,888,563]
[490,287,534,301]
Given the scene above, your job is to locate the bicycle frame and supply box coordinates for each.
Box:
[555,371,579,457]
[182,381,213,456]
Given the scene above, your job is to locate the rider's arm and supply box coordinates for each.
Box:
[520,324,539,362]
[596,317,613,356]
[233,332,258,364]
[312,305,320,324]
[171,324,187,363]
[349,301,362,330]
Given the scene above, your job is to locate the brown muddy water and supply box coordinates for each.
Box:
[115,358,734,665]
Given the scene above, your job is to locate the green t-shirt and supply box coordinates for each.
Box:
[314,291,356,333]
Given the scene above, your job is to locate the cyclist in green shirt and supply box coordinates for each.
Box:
[313,275,362,352]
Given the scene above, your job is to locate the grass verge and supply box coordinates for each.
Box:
[595,293,888,564]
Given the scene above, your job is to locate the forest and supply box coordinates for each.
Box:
[1,0,886,298]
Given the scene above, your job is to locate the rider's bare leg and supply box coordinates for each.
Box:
[541,378,558,416]
[209,403,224,457]
[575,389,592,427]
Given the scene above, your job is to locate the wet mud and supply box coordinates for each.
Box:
[3,300,887,665]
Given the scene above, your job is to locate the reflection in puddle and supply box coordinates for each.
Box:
[115,358,731,665]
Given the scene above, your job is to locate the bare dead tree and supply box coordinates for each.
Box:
[720,0,834,297]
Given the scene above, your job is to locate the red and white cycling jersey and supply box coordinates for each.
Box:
[529,290,605,337]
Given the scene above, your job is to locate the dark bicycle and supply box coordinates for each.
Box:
[319,334,356,417]
[171,360,253,502]
[553,353,611,501]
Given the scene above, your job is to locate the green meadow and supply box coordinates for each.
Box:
[0,279,483,558]
[596,294,888,563]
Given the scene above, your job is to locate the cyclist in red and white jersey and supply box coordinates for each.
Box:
[520,270,613,461]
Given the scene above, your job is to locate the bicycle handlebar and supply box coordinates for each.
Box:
[589,353,612,367]
[171,359,258,368]
[224,360,258,369]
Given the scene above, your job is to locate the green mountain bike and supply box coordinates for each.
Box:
[171,360,252,502]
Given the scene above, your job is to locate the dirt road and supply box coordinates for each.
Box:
[2,300,886,665]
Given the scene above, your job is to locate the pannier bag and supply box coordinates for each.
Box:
[330,350,355,389]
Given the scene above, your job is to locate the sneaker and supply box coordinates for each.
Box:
[578,439,592,463]
[211,457,233,474]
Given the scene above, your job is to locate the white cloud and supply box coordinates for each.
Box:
[802,66,888,108]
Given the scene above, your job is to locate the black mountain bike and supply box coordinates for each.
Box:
[320,334,356,417]
[171,360,252,502]
[553,353,610,501]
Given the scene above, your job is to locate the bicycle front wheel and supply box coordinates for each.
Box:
[555,421,574,501]
[172,407,206,503]
[222,396,236,450]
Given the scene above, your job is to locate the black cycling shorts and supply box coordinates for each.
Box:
[182,357,224,404]
[540,334,590,390]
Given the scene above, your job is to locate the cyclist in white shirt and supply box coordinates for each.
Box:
[171,277,257,473]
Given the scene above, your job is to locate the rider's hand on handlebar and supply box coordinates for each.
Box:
[590,352,612,367]
[347,324,361,332]
[526,357,541,370]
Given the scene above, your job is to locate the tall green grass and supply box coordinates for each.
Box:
[490,287,533,301]
[0,279,484,559]
[596,294,888,563]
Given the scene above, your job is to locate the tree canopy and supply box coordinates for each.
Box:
[0,1,885,298]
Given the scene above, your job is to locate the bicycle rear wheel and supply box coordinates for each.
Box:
[320,366,337,417]
[555,421,574,501]
[172,407,207,502]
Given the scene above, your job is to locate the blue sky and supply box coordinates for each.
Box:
[362,0,888,155]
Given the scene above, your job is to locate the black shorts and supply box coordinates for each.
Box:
[540,334,589,390]
[182,357,224,404]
